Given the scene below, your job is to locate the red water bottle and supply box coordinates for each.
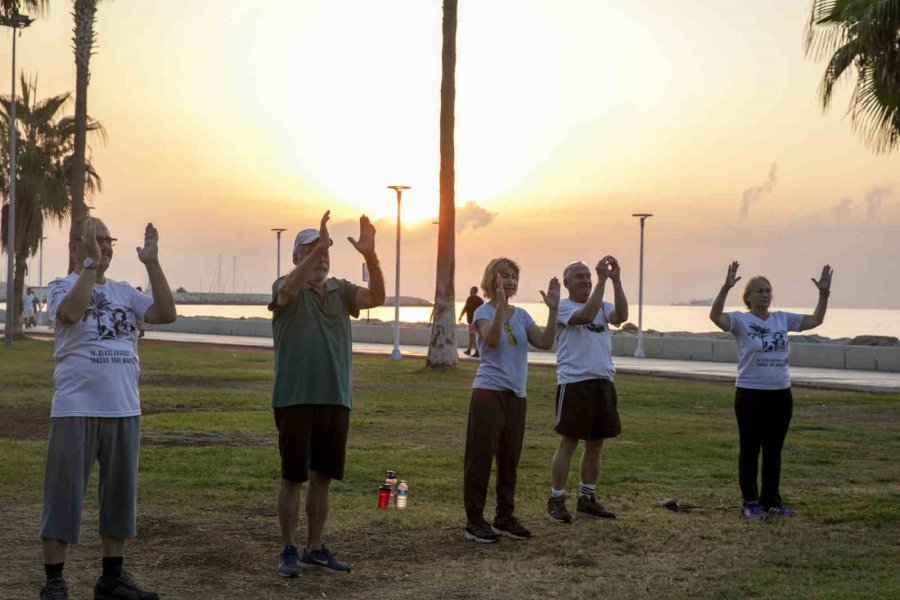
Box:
[377,484,391,509]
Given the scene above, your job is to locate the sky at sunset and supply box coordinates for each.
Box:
[2,0,899,308]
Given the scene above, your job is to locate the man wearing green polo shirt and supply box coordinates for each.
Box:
[269,210,385,577]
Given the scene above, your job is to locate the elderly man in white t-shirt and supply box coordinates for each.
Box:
[547,257,628,524]
[39,216,176,600]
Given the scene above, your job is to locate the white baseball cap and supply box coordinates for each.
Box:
[293,229,333,251]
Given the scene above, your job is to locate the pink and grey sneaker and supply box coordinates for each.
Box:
[764,505,796,517]
[741,501,766,521]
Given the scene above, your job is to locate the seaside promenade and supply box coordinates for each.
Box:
[8,325,898,393]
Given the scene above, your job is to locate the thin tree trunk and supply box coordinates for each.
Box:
[11,250,26,337]
[68,0,97,273]
[427,0,459,368]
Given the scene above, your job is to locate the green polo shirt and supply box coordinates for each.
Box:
[269,276,361,409]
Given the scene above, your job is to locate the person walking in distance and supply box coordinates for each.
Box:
[547,257,628,524]
[458,286,484,357]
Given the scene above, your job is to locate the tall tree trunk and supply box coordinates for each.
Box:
[68,0,97,273]
[427,0,459,368]
[11,249,26,337]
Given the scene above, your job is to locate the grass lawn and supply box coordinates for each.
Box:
[1,337,898,599]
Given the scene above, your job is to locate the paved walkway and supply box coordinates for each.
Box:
[11,326,897,393]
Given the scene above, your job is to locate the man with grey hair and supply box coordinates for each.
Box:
[269,211,385,577]
[40,216,176,600]
[547,256,628,523]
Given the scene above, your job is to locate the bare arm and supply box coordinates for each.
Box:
[526,277,560,350]
[477,274,507,348]
[799,265,832,331]
[609,278,629,326]
[274,211,330,308]
[350,216,386,310]
[709,261,740,332]
[56,218,101,325]
[56,269,98,325]
[139,223,177,325]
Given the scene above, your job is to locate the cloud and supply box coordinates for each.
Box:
[456,201,497,234]
[831,198,854,220]
[739,163,777,217]
[863,186,891,222]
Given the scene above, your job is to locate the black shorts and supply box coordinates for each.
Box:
[555,378,621,440]
[273,404,350,483]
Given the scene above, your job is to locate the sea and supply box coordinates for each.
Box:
[173,302,897,341]
[4,300,896,340]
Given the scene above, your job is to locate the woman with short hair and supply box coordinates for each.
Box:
[710,261,833,520]
[463,257,559,543]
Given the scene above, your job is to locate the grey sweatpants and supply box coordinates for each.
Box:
[39,416,141,544]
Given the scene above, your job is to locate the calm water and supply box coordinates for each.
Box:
[5,300,895,340]
[169,302,899,340]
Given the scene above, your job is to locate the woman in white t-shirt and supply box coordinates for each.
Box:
[710,261,833,521]
[462,257,560,543]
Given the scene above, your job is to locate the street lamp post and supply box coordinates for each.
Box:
[3,12,34,346]
[388,185,410,360]
[271,228,286,279]
[631,213,653,358]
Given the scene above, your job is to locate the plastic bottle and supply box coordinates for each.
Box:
[396,480,409,509]
[386,470,398,508]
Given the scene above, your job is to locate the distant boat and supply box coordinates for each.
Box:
[670,298,713,307]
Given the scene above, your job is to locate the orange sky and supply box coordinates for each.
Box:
[3,0,899,308]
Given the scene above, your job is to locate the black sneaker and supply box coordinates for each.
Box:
[547,495,573,524]
[464,519,499,543]
[300,546,351,573]
[491,516,532,540]
[278,544,302,578]
[40,576,68,600]
[94,571,159,600]
[577,494,616,519]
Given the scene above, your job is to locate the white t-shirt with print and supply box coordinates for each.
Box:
[728,311,804,390]
[556,298,616,385]
[472,303,536,398]
[48,273,155,417]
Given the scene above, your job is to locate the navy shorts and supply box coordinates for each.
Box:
[554,379,621,440]
[274,404,350,483]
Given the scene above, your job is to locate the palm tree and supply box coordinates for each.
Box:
[0,74,103,336]
[0,1,48,17]
[426,0,459,368]
[806,0,900,153]
[68,0,102,271]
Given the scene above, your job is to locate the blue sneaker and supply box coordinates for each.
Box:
[765,505,797,517]
[277,544,302,578]
[301,546,351,573]
[741,501,765,521]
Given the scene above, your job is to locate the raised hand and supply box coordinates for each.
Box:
[348,214,376,259]
[317,210,331,251]
[540,277,561,309]
[596,257,611,281]
[82,217,101,261]
[607,256,621,282]
[136,223,159,264]
[812,264,833,293]
[723,261,741,289]
[494,273,507,308]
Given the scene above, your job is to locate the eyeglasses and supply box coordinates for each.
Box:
[70,236,117,247]
[503,322,518,346]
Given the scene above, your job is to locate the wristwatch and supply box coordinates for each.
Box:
[83,257,96,270]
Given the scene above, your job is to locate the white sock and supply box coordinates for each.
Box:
[550,488,565,498]
[580,482,596,498]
